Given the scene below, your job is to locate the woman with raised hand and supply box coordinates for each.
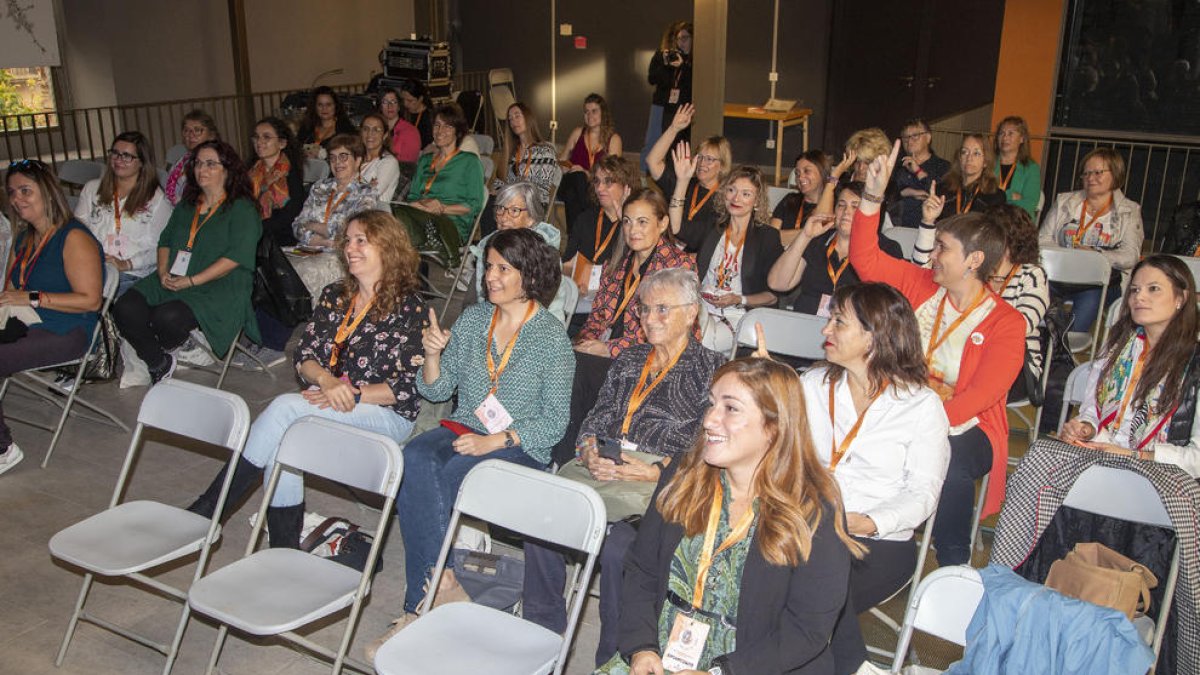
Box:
[297,86,356,159]
[993,116,1042,218]
[849,140,1025,567]
[75,131,171,296]
[359,112,402,203]
[558,93,624,227]
[598,358,863,675]
[646,104,731,252]
[769,150,830,247]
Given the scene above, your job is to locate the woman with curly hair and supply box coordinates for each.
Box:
[558,93,624,226]
[185,209,426,547]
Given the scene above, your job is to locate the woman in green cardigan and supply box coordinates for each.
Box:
[113,140,260,383]
[993,116,1042,218]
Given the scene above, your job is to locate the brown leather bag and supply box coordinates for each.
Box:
[1044,542,1158,619]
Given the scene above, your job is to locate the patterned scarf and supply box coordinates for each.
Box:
[249,155,292,218]
[165,152,191,205]
[1097,328,1163,444]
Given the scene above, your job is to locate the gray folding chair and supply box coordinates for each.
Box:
[1056,360,1097,434]
[48,380,251,675]
[373,460,607,675]
[0,262,127,467]
[730,307,827,362]
[890,566,985,674]
[164,144,188,170]
[883,226,919,261]
[1170,254,1200,288]
[57,159,104,190]
[187,417,403,675]
[304,157,331,185]
[865,509,938,661]
[1041,246,1111,360]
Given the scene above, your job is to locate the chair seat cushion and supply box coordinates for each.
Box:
[374,602,562,675]
[49,500,215,576]
[187,548,362,635]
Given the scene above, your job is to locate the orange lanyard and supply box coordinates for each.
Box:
[688,182,715,221]
[793,200,815,229]
[621,346,685,436]
[186,198,224,250]
[954,187,978,215]
[422,149,459,196]
[828,379,885,471]
[328,296,375,372]
[113,186,123,234]
[992,263,1019,294]
[692,482,756,609]
[826,237,850,286]
[715,226,747,290]
[414,110,424,129]
[1072,196,1113,248]
[7,226,58,290]
[485,301,537,394]
[324,189,350,227]
[593,210,618,261]
[997,163,1017,190]
[613,259,644,321]
[924,288,988,366]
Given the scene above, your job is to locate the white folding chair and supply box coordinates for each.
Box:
[766,185,791,213]
[373,460,606,675]
[488,68,517,130]
[187,417,403,675]
[57,159,104,189]
[48,380,251,675]
[730,307,827,361]
[164,143,188,170]
[890,566,985,674]
[304,157,331,185]
[1041,246,1111,360]
[1062,465,1180,665]
[883,227,919,261]
[0,262,128,467]
[865,509,938,661]
[185,327,278,390]
[1034,191,1046,224]
[1171,254,1200,287]
[1056,360,1096,434]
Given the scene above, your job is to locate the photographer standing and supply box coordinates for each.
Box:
[643,21,694,168]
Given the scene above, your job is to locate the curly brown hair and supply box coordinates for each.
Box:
[336,210,420,318]
[988,203,1039,265]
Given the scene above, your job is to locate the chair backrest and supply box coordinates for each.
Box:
[303,157,330,184]
[488,69,517,126]
[732,307,827,360]
[1064,465,1173,528]
[895,566,984,666]
[1035,191,1046,223]
[883,227,918,260]
[766,186,790,213]
[456,460,606,555]
[1041,246,1111,286]
[1170,254,1200,288]
[138,379,251,451]
[276,416,403,497]
[101,261,119,305]
[164,143,188,169]
[1057,360,1095,433]
[470,133,495,157]
[57,159,104,187]
[157,168,170,189]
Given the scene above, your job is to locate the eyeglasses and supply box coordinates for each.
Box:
[182,126,208,138]
[636,302,689,317]
[108,149,139,163]
[901,132,929,141]
[432,121,454,130]
[194,159,223,170]
[328,152,355,164]
[696,154,719,165]
[592,176,617,187]
[494,205,528,217]
[250,134,279,143]
[1081,169,1111,178]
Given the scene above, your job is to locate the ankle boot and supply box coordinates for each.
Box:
[267,502,305,549]
[186,456,263,521]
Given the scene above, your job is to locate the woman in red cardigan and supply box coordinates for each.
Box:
[850,140,1025,566]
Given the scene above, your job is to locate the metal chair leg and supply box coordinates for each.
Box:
[55,573,94,666]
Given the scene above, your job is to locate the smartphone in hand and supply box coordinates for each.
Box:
[596,436,625,465]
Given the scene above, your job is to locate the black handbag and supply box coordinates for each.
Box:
[300,516,382,574]
[253,231,312,327]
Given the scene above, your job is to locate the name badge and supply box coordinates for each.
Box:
[169,250,192,277]
[620,437,639,452]
[817,293,833,318]
[661,613,710,671]
[668,88,681,105]
[106,233,130,259]
[588,263,604,292]
[474,393,514,435]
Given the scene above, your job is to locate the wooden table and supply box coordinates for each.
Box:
[722,103,813,185]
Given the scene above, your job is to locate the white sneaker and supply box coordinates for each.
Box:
[0,444,24,477]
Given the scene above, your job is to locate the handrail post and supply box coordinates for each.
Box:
[227,0,254,147]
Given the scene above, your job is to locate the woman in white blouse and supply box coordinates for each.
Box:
[359,112,401,203]
[800,282,950,674]
[75,131,172,296]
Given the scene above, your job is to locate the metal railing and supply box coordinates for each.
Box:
[931,127,1200,251]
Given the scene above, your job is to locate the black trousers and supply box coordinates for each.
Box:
[112,289,198,370]
[931,426,993,566]
[830,536,920,674]
[550,351,613,467]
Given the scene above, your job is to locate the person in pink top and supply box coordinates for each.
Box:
[378,88,421,163]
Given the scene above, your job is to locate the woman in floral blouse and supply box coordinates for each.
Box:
[185,209,425,548]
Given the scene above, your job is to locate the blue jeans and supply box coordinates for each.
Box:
[397,426,544,612]
[241,392,415,507]
[116,271,144,298]
[640,104,665,173]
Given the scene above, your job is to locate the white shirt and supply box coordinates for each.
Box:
[802,366,950,540]
[74,178,172,278]
[360,154,401,203]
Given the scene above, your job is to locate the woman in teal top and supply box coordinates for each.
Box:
[993,116,1042,218]
[113,140,260,383]
[391,103,484,266]
[0,159,104,475]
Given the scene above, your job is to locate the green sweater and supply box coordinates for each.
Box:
[417,301,575,465]
[406,149,485,239]
[995,160,1041,218]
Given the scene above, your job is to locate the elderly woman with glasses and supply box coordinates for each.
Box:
[75,131,171,296]
[164,109,219,205]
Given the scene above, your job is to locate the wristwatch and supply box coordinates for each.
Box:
[504,430,515,448]
[709,667,724,675]
[28,291,40,308]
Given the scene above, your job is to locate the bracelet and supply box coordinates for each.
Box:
[189,276,196,287]
[669,197,685,208]
[825,175,839,184]
[861,190,884,204]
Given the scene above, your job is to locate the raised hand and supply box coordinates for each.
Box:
[750,321,773,360]
[422,307,451,355]
[670,103,695,131]
[802,213,837,240]
[921,180,945,224]
[831,149,857,180]
[863,139,900,203]
[671,141,698,183]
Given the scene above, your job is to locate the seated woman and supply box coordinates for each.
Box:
[0,160,104,476]
[558,93,623,227]
[889,118,951,227]
[562,155,639,318]
[378,87,421,164]
[769,150,830,247]
[768,181,903,317]
[646,104,732,252]
[690,166,784,353]
[598,358,863,674]
[1060,255,1200,476]
[164,109,219,205]
[297,86,356,159]
[249,116,305,246]
[400,79,434,148]
[372,228,573,644]
[523,268,725,667]
[928,133,1006,223]
[392,103,485,268]
[844,127,891,184]
[994,116,1042,218]
[112,140,260,382]
[480,102,562,237]
[850,141,1025,567]
[800,282,950,673]
[1039,147,1143,332]
[359,112,402,202]
[75,131,171,297]
[185,210,425,546]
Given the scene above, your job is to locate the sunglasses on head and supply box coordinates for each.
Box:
[8,158,48,171]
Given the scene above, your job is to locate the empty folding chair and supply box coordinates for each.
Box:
[187,417,403,675]
[48,380,251,674]
[374,459,606,675]
[865,510,938,661]
[891,566,985,674]
[1041,246,1111,360]
[730,307,828,361]
[488,69,517,131]
[56,159,105,190]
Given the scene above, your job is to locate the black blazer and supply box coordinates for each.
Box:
[695,222,785,297]
[618,467,852,674]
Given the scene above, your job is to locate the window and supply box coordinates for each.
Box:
[0,66,56,130]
